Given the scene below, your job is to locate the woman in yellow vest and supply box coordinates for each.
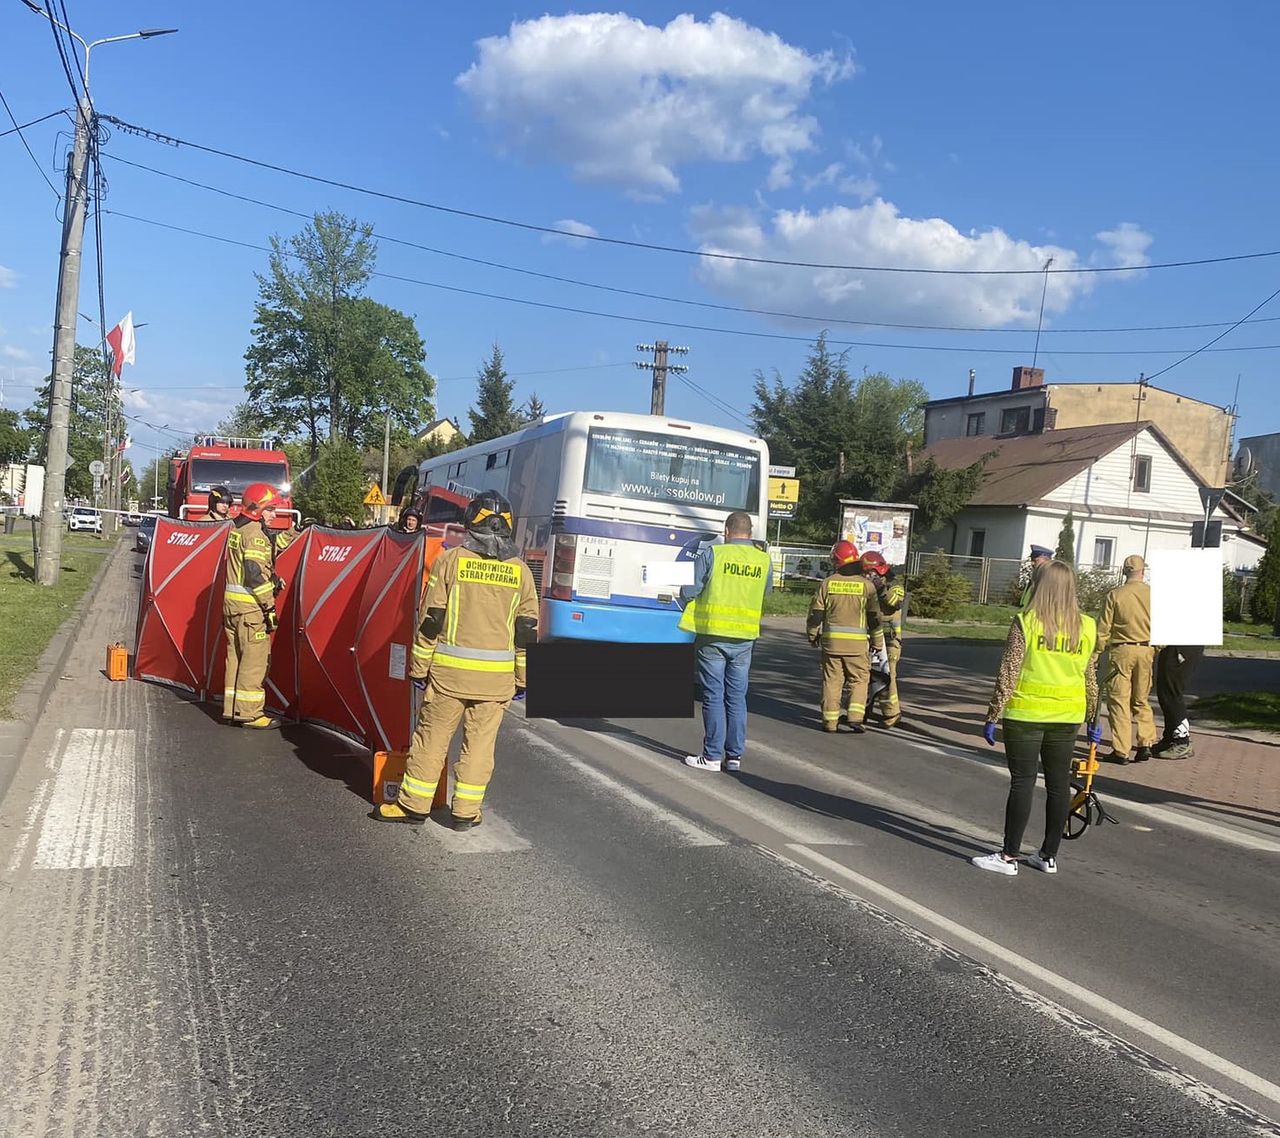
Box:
[974,560,1100,876]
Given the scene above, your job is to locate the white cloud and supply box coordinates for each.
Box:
[457,12,853,196]
[0,265,17,289]
[2,345,32,361]
[689,200,1149,329]
[1094,222,1153,270]
[542,218,600,246]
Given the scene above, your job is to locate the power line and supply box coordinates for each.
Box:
[1145,283,1280,382]
[42,1,85,104]
[0,105,69,138]
[103,208,1280,359]
[102,113,1280,278]
[105,153,1280,339]
[0,88,60,197]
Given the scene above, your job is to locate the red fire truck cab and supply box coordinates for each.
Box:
[168,435,296,529]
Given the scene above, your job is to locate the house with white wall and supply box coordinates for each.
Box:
[917,421,1263,572]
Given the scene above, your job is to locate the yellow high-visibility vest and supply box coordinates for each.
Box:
[679,543,771,640]
[1005,610,1097,723]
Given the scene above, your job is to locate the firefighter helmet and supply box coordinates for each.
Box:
[830,540,860,568]
[463,491,514,536]
[240,482,280,521]
[206,485,232,514]
[860,550,890,577]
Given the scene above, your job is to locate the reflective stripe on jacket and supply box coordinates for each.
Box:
[678,543,772,640]
[807,571,885,656]
[1005,610,1097,724]
[882,581,905,643]
[224,518,275,616]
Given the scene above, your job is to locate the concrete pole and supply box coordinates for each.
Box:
[649,341,669,416]
[36,96,91,586]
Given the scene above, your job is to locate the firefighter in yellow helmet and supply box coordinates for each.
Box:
[860,551,904,727]
[372,491,538,830]
[808,540,885,733]
[222,482,282,729]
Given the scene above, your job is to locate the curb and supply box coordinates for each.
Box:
[0,538,124,804]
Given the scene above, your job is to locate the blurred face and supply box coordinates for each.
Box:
[261,505,277,526]
[211,498,229,517]
[404,515,419,532]
[1032,553,1050,568]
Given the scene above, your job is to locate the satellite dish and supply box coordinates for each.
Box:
[1232,446,1254,480]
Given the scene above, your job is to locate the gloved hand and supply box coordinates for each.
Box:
[870,650,887,669]
[263,609,279,633]
[982,722,998,746]
[513,687,527,702]
[272,573,286,596]
[412,678,427,693]
[1087,722,1104,745]
[807,633,820,647]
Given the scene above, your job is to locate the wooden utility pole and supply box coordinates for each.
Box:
[634,341,689,416]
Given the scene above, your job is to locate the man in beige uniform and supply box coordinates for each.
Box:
[372,491,538,830]
[1097,553,1155,763]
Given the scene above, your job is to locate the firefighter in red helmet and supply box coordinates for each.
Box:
[222,481,282,728]
[860,551,904,727]
[807,540,885,732]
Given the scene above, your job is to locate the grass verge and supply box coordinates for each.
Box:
[0,531,115,718]
[1190,691,1280,732]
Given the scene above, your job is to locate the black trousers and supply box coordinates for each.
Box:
[1000,719,1077,860]
[1155,646,1203,740]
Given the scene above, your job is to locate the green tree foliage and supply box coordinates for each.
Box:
[522,391,547,422]
[135,453,171,510]
[893,456,988,546]
[751,334,931,541]
[294,439,365,525]
[23,344,123,500]
[0,409,31,465]
[244,212,434,456]
[469,344,522,443]
[1250,512,1280,628]
[1223,569,1243,622]
[905,551,972,619]
[1055,510,1076,566]
[1233,472,1277,538]
[216,402,269,440]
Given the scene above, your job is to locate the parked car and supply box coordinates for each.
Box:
[135,513,159,554]
[67,507,102,534]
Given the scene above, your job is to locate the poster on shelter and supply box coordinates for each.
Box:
[1149,549,1223,646]
[839,501,915,567]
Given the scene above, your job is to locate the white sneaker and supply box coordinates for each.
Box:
[724,756,741,772]
[971,851,1018,876]
[684,754,722,772]
[1026,851,1057,874]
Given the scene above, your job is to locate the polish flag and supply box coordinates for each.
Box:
[105,312,136,378]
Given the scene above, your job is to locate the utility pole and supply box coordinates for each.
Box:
[634,341,689,416]
[381,411,391,518]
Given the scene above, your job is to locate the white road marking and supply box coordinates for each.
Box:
[416,811,530,854]
[783,843,1280,1112]
[518,729,724,847]
[33,728,136,869]
[5,775,55,873]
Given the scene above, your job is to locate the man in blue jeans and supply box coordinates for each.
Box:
[678,511,773,772]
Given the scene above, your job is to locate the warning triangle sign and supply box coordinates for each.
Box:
[362,485,387,506]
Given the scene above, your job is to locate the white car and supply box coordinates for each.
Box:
[67,507,102,534]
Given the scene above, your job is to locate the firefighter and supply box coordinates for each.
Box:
[203,485,232,523]
[860,551,904,727]
[222,482,282,729]
[808,540,885,733]
[372,491,538,830]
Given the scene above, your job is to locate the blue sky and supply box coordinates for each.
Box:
[3,1,1279,472]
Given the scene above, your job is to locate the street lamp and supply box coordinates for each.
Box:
[24,1,177,581]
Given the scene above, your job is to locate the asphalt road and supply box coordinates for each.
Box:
[0,549,1277,1137]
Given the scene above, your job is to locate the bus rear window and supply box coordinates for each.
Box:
[583,428,760,512]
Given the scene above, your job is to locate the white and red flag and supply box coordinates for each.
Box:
[105,311,136,377]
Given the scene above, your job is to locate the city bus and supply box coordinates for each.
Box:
[403,411,769,642]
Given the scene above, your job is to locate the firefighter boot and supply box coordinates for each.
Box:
[370,802,428,825]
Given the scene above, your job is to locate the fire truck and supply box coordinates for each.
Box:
[167,435,296,529]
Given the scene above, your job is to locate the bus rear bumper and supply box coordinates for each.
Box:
[541,598,692,643]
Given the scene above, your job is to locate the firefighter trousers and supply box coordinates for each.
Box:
[223,609,271,722]
[1105,643,1155,754]
[882,643,901,725]
[397,682,508,818]
[823,650,869,728]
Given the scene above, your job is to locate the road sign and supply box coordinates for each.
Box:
[89,460,105,476]
[767,476,800,519]
[362,485,387,507]
[768,464,796,478]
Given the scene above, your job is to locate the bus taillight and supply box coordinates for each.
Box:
[550,533,577,600]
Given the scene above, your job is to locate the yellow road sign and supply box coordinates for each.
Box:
[363,485,387,506]
[767,476,800,519]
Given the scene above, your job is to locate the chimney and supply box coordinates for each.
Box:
[1011,366,1045,391]
[967,368,976,397]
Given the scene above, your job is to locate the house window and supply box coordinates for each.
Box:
[968,529,986,558]
[1133,454,1152,493]
[1093,538,1114,568]
[999,406,1031,435]
[965,412,985,437]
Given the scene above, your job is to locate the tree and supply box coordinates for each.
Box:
[469,344,521,443]
[0,409,31,465]
[893,456,988,545]
[136,453,172,510]
[1250,512,1280,629]
[522,391,546,422]
[216,402,268,440]
[1055,510,1076,566]
[244,212,434,457]
[294,439,365,524]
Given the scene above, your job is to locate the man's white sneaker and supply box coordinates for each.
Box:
[684,754,722,772]
[1026,851,1057,874]
[724,756,741,772]
[971,851,1018,876]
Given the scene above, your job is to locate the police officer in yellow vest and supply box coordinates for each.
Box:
[974,560,1101,876]
[222,482,282,729]
[679,511,773,773]
[372,491,538,830]
[808,541,885,733]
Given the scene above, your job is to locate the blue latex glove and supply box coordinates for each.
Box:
[982,722,998,746]
[513,687,527,702]
[1087,722,1103,745]
[412,678,426,693]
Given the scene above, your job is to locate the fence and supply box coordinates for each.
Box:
[769,544,836,589]
[906,551,1128,606]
